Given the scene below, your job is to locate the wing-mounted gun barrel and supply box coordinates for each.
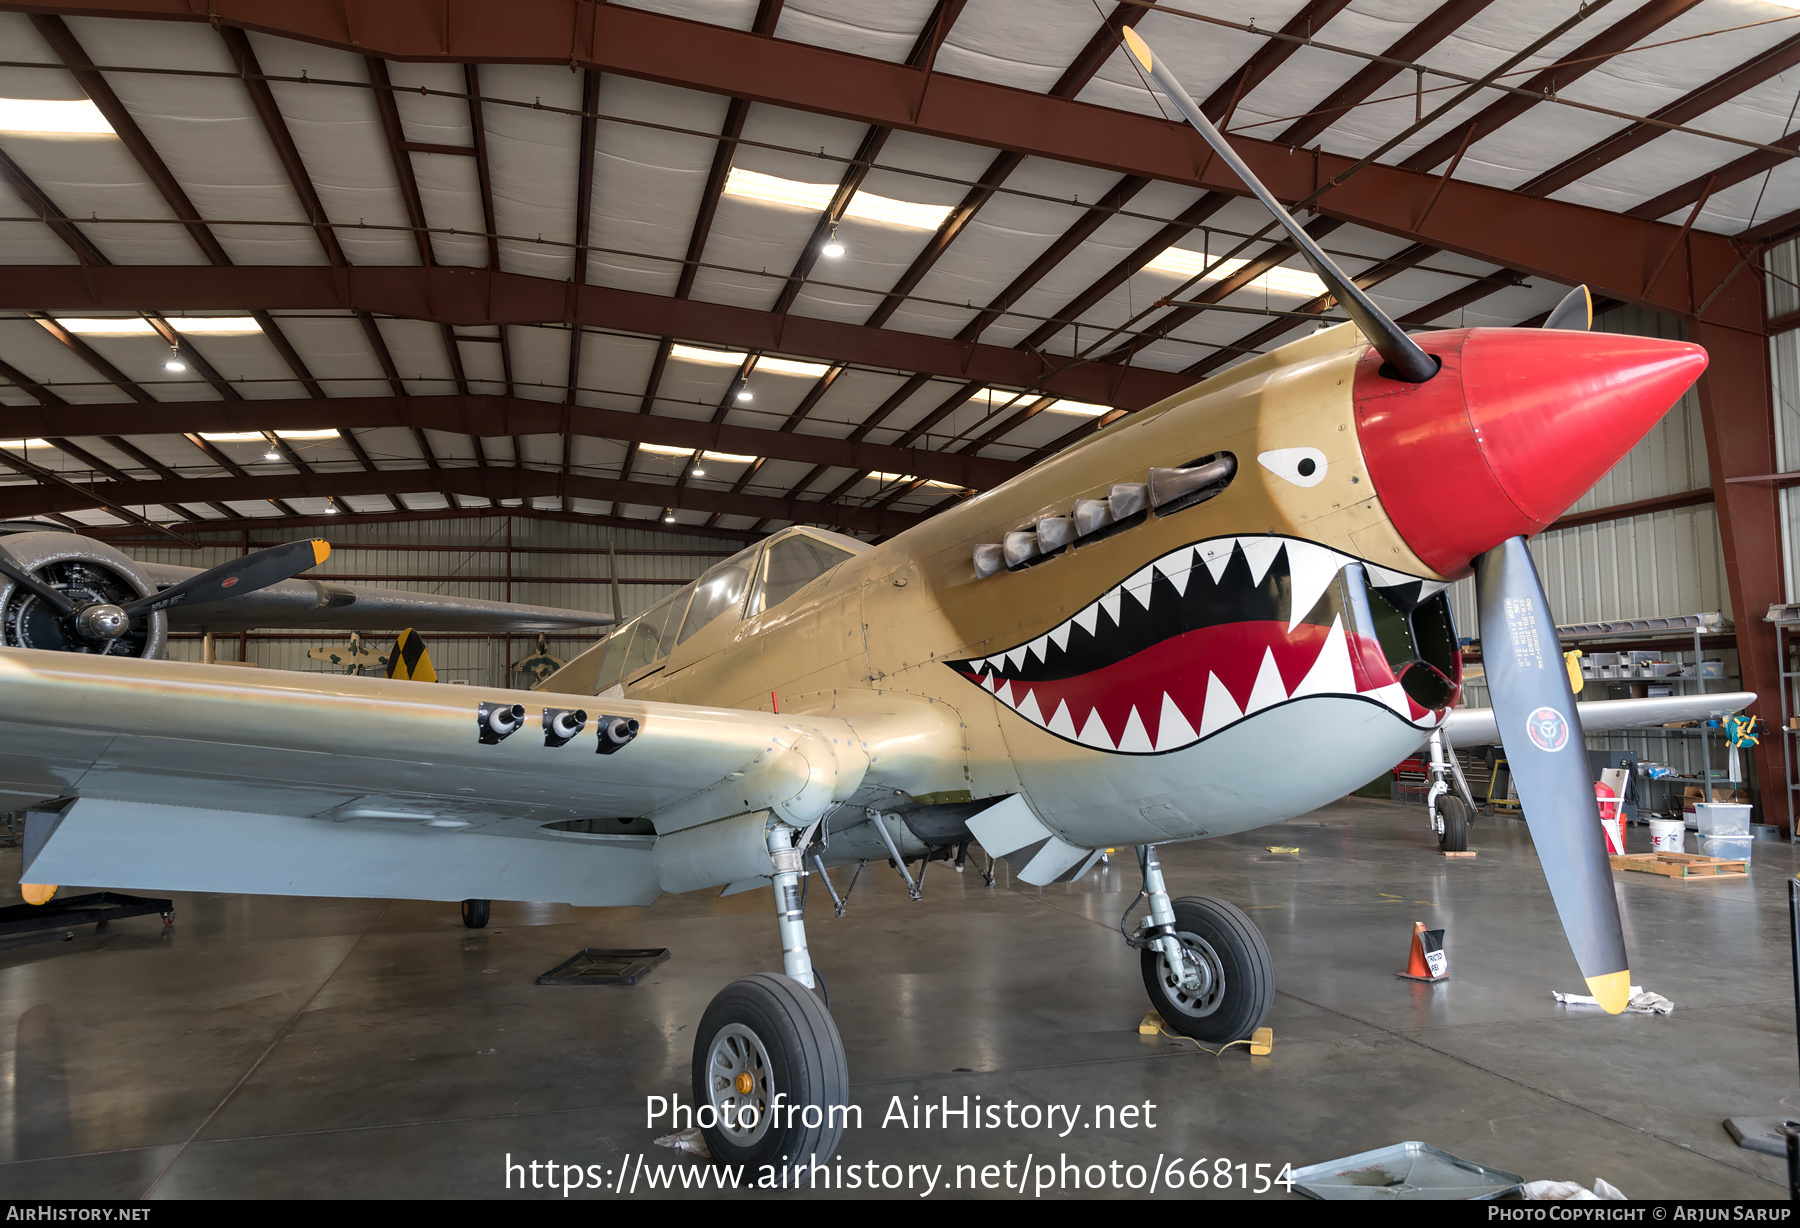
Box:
[477,701,526,744]
[595,714,641,754]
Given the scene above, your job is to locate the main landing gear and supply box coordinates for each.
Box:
[692,821,848,1168]
[1131,845,1273,1043]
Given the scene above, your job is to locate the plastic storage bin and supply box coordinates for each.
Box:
[1700,834,1753,862]
[1694,802,1752,837]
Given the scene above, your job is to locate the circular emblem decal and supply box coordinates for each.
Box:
[1524,706,1569,753]
[221,576,239,588]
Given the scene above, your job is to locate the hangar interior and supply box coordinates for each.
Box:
[0,0,1797,1201]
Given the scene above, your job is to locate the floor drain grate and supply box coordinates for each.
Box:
[536,947,670,986]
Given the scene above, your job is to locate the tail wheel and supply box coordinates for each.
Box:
[1437,796,1472,853]
[692,973,847,1168]
[460,898,490,929]
[1140,896,1274,1043]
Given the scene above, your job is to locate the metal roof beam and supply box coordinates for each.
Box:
[7,393,1028,492]
[1,264,1195,408]
[0,466,925,537]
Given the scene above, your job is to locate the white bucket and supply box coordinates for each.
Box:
[1649,818,1687,855]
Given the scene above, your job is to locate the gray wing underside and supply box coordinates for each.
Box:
[138,562,612,633]
[1441,691,1757,746]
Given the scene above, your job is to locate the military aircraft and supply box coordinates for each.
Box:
[0,522,611,657]
[0,26,1755,1171]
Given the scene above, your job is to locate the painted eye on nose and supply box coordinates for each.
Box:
[1257,447,1328,488]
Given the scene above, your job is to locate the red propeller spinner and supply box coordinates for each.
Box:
[1354,328,1709,579]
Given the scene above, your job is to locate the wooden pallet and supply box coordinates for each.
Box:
[1609,851,1748,879]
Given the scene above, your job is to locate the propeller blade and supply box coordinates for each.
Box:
[1475,536,1630,1013]
[1544,284,1593,331]
[120,538,330,617]
[0,551,76,618]
[1121,26,1439,385]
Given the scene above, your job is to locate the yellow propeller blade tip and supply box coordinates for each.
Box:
[1122,25,1153,71]
[311,539,331,565]
[1585,969,1632,1015]
[21,883,56,906]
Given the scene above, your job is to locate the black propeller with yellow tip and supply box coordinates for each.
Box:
[0,538,331,652]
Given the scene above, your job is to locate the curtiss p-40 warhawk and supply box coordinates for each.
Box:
[0,28,1752,1169]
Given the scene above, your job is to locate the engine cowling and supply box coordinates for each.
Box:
[0,532,165,658]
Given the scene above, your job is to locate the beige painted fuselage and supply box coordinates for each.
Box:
[551,324,1454,851]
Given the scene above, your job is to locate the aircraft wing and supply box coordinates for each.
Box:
[1441,691,1757,745]
[0,648,895,908]
[135,561,611,633]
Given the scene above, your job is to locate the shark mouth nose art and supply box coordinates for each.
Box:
[947,537,1462,754]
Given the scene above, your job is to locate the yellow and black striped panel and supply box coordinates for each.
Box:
[386,629,438,683]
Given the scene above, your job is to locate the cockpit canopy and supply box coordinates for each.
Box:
[575,527,862,695]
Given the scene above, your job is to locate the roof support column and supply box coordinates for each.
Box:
[1692,318,1786,831]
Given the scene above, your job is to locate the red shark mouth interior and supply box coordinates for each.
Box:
[947,536,1461,754]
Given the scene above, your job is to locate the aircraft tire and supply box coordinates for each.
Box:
[692,973,848,1170]
[1437,796,1471,853]
[1140,896,1273,1043]
[460,898,490,929]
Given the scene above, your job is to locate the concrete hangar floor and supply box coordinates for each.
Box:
[0,798,1785,1200]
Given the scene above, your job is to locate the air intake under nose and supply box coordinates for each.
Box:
[1353,328,1708,579]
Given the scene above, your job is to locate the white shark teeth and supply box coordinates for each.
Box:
[1025,634,1049,663]
[1005,646,1027,672]
[1016,689,1044,724]
[1099,588,1122,626]
[1245,647,1287,715]
[1116,706,1154,753]
[1369,682,1411,715]
[1047,698,1079,739]
[1198,539,1233,583]
[1290,617,1355,699]
[1123,565,1155,609]
[1076,707,1115,750]
[1364,563,1414,589]
[994,679,1016,706]
[1073,604,1100,637]
[1048,623,1072,653]
[1286,539,1345,632]
[1198,672,1243,738]
[1239,536,1284,586]
[1154,692,1197,752]
[1153,549,1195,596]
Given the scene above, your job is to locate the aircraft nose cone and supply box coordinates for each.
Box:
[1354,328,1708,578]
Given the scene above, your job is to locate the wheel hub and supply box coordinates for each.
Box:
[704,1022,774,1145]
[1157,931,1227,1018]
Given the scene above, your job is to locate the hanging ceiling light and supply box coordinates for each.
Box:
[263,449,281,461]
[737,389,754,402]
[662,507,676,523]
[821,221,844,259]
[163,343,185,373]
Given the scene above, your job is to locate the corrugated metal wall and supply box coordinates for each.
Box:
[124,517,738,688]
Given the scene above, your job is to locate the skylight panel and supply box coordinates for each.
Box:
[1142,250,1328,299]
[0,98,112,135]
[670,344,749,367]
[53,317,263,335]
[1043,400,1110,416]
[753,356,831,378]
[869,471,963,490]
[724,167,952,231]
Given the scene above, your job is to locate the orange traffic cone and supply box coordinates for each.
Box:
[1397,920,1448,982]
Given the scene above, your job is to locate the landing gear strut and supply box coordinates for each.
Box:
[1132,845,1273,1042]
[1425,729,1479,852]
[692,820,848,1167]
